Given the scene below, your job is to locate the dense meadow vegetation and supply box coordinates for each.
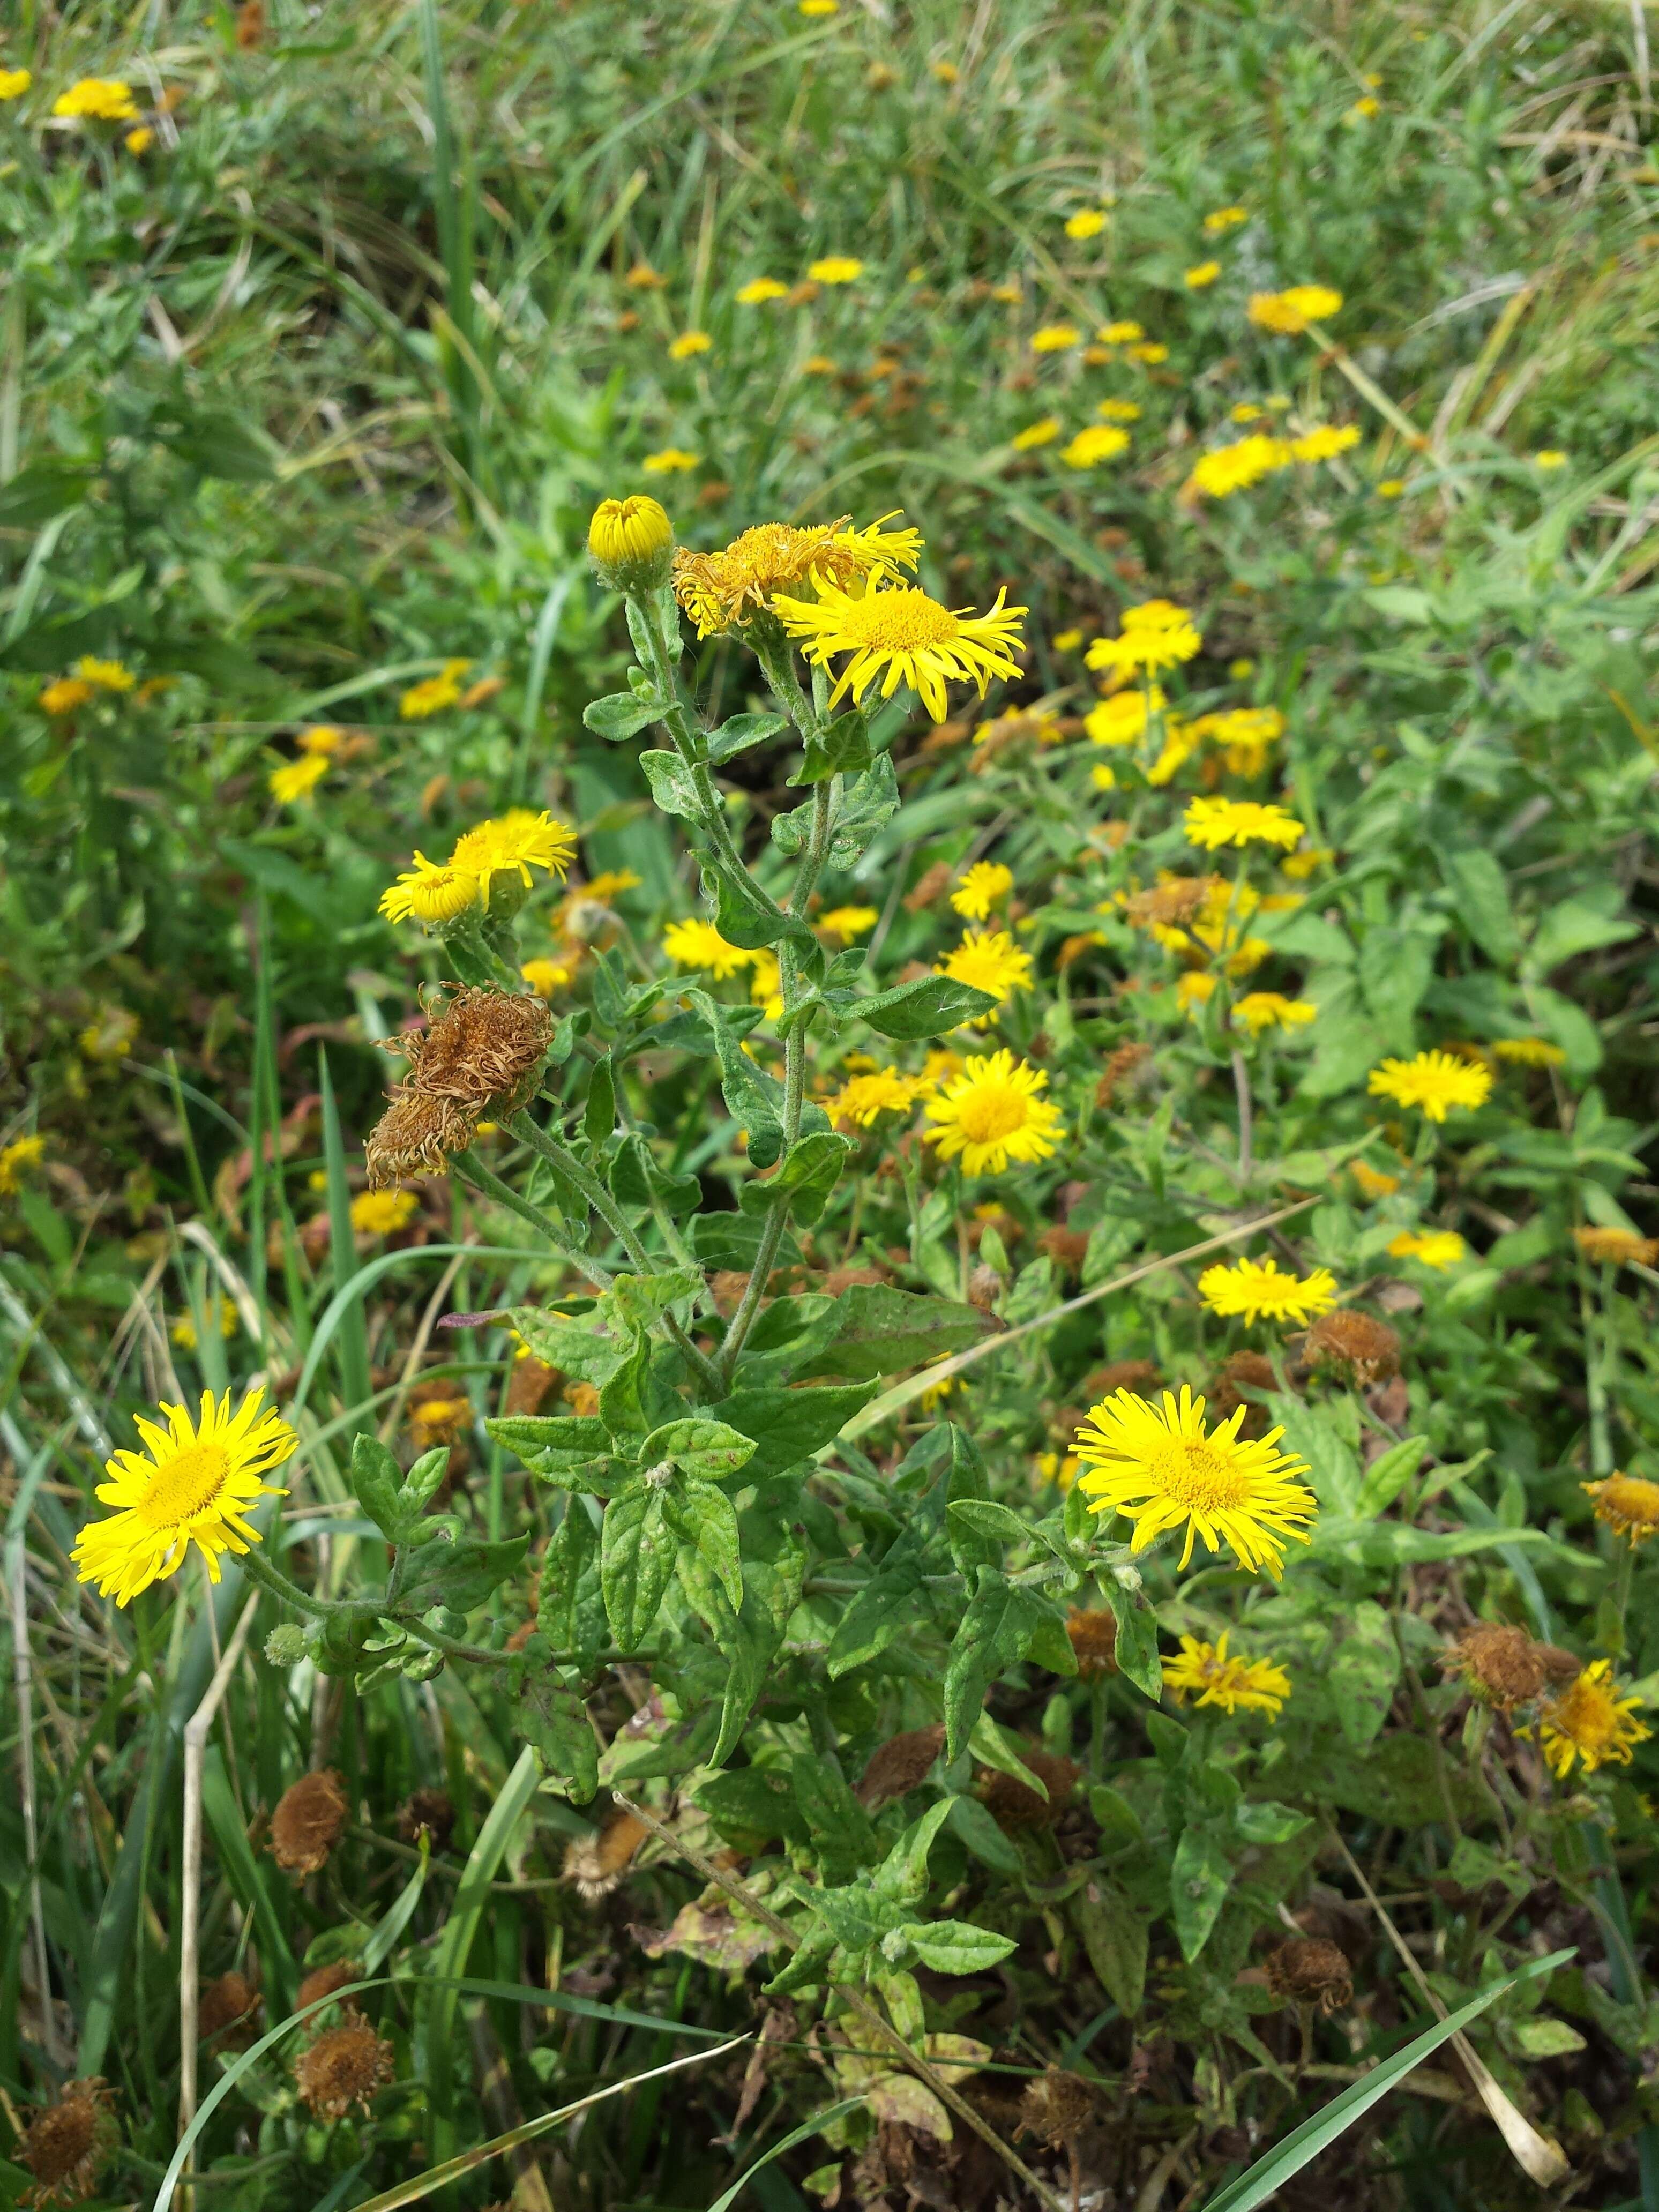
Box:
[3,1,1659,2206]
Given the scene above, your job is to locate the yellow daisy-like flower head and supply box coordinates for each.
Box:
[1367,1050,1492,1122]
[1204,206,1249,235]
[1163,1630,1291,1716]
[1535,1660,1650,1780]
[1248,285,1343,334]
[1127,341,1168,364]
[1032,324,1081,352]
[1097,400,1141,423]
[818,905,879,939]
[1061,424,1130,469]
[1233,991,1317,1037]
[1534,449,1567,471]
[668,329,712,360]
[1086,687,1162,747]
[1583,1472,1659,1547]
[1185,260,1222,289]
[923,1050,1064,1176]
[0,1134,47,1193]
[1097,320,1144,344]
[1198,1256,1336,1327]
[520,958,572,998]
[1073,1384,1317,1576]
[829,1070,932,1129]
[642,447,700,475]
[1574,1225,1659,1267]
[1292,424,1361,465]
[351,1189,420,1237]
[936,927,1034,1014]
[296,724,346,756]
[1064,208,1108,240]
[0,68,32,99]
[399,659,471,720]
[1388,1229,1466,1269]
[379,853,480,928]
[77,655,137,692]
[1494,1036,1566,1068]
[72,1388,295,1606]
[447,810,577,905]
[1086,604,1201,676]
[672,512,921,637]
[1185,796,1305,851]
[268,754,331,805]
[53,77,139,123]
[661,916,754,980]
[125,124,153,153]
[809,255,864,283]
[1012,417,1062,451]
[1350,1157,1401,1200]
[1177,969,1218,1018]
[1184,433,1294,499]
[39,675,95,714]
[736,276,789,304]
[772,576,1026,723]
[951,860,1015,922]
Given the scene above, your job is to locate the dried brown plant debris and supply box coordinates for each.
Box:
[504,1354,562,1416]
[270,1768,349,1877]
[1304,1309,1401,1384]
[1095,1041,1154,1111]
[363,1086,481,1188]
[1083,1358,1161,1398]
[296,1959,362,2015]
[978,1751,1079,1833]
[564,1809,649,1900]
[856,1724,946,1809]
[294,2019,395,2120]
[393,985,554,1109]
[397,1787,455,1852]
[1018,2066,1097,2147]
[1264,1937,1353,2013]
[198,1969,261,2044]
[17,2081,118,2210]
[1066,1608,1119,1678]
[1441,1622,1580,1712]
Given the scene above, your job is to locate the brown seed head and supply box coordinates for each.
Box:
[199,1970,260,2043]
[392,985,554,1111]
[1265,1937,1352,2014]
[856,1724,946,1809]
[297,1959,362,2015]
[1304,1309,1401,1384]
[1209,1351,1278,1427]
[1067,1608,1119,1679]
[967,1262,1002,1311]
[563,1809,648,1901]
[1019,2066,1097,2148]
[1125,877,1212,931]
[1441,1623,1580,1712]
[1096,1040,1154,1110]
[1083,1358,1161,1398]
[505,1353,562,1416]
[364,1086,480,1189]
[18,2081,117,2210]
[235,0,265,48]
[294,2019,395,2120]
[397,1787,455,1853]
[1037,1226,1090,1271]
[903,860,955,911]
[979,1751,1079,1834]
[270,1768,348,1876]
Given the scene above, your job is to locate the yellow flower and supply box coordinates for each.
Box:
[39,676,95,714]
[1127,341,1169,363]
[379,853,480,926]
[802,353,838,375]
[1053,627,1083,650]
[1388,1229,1466,1269]
[918,1368,959,1414]
[1061,424,1130,469]
[931,60,960,83]
[1280,845,1333,880]
[350,1189,421,1237]
[772,575,1025,724]
[125,125,153,153]
[1234,991,1317,1036]
[1231,402,1264,424]
[1350,1157,1400,1200]
[1184,433,1294,498]
[80,1006,139,1063]
[72,1388,295,1605]
[1097,399,1141,423]
[736,276,789,303]
[809,256,864,283]
[1574,1225,1658,1267]
[1011,416,1062,451]
[951,861,1014,922]
[799,0,839,15]
[1204,206,1249,234]
[1368,1050,1492,1122]
[1185,260,1222,289]
[448,810,577,899]
[0,1134,46,1193]
[1493,1036,1565,1068]
[923,1050,1064,1175]
[0,68,32,99]
[78,655,136,692]
[268,754,331,805]
[661,917,754,980]
[1534,450,1567,470]
[936,928,1034,1012]
[623,263,665,289]
[818,906,879,940]
[1090,765,1117,793]
[53,78,138,123]
[1085,687,1162,747]
[1097,320,1144,343]
[1198,1256,1336,1326]
[1177,970,1218,1018]
[1583,1472,1659,1546]
[1292,424,1362,464]
[1248,285,1343,334]
[1185,796,1305,851]
[668,330,712,360]
[1377,478,1406,498]
[830,1070,931,1128]
[673,512,921,637]
[589,495,673,569]
[170,1302,239,1352]
[1072,1384,1317,1577]
[572,868,643,907]
[1032,324,1081,352]
[520,958,571,998]
[1533,1661,1649,1780]
[1163,1631,1291,1716]
[399,658,472,719]
[1065,208,1108,240]
[642,447,700,474]
[1087,605,1200,677]
[297,724,345,756]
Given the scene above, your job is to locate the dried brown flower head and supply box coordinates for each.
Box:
[1441,1622,1580,1712]
[397,1787,455,1854]
[1019,2066,1097,2148]
[1066,1608,1119,1679]
[394,986,554,1111]
[979,1751,1079,1834]
[904,860,955,911]
[1083,1358,1161,1398]
[294,2019,395,2120]
[967,1262,1002,1311]
[505,1352,562,1416]
[1096,1041,1154,1110]
[270,1768,348,1876]
[1037,1226,1090,1271]
[297,1959,362,2015]
[18,2081,118,2209]
[1125,877,1212,932]
[1304,1309,1401,1384]
[1265,1937,1352,2013]
[563,1809,648,1901]
[1574,1226,1659,1268]
[235,0,265,48]
[198,1970,260,2043]
[856,1724,946,1809]
[1210,1351,1279,1428]
[364,1086,480,1189]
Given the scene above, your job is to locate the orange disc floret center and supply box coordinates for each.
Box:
[137,1443,231,1531]
[1145,1435,1253,1515]
[839,589,961,650]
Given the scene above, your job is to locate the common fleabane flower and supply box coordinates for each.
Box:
[672,513,921,637]
[447,810,577,900]
[1198,1256,1336,1326]
[1184,796,1305,851]
[923,1050,1063,1175]
[72,1388,295,1605]
[772,576,1026,723]
[1086,602,1201,676]
[1531,1661,1649,1780]
[379,853,480,926]
[661,917,754,980]
[1233,991,1317,1036]
[1248,285,1342,333]
[1367,1050,1492,1121]
[53,77,138,122]
[1163,1631,1291,1716]
[935,927,1033,1011]
[951,861,1014,922]
[1072,1384,1317,1577]
[1388,1229,1466,1269]
[1582,1473,1659,1548]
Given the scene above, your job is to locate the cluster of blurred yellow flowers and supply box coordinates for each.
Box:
[380,811,576,927]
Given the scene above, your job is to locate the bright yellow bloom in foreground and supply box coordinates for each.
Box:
[1204,206,1249,235]
[669,330,712,360]
[0,68,32,99]
[399,658,472,719]
[268,754,331,805]
[1163,1631,1291,1716]
[448,810,576,901]
[1249,285,1343,334]
[1234,991,1317,1036]
[352,1189,421,1236]
[1065,208,1108,240]
[54,78,139,122]
[1534,1661,1649,1780]
[951,860,1014,921]
[379,853,480,926]
[662,917,754,980]
[73,1388,295,1605]
[809,256,864,283]
[1032,324,1081,352]
[642,447,700,474]
[736,276,789,304]
[936,927,1034,1011]
[1389,1229,1466,1269]
[1185,796,1305,851]
[673,512,920,636]
[772,576,1025,723]
[1368,1050,1492,1120]
[924,1050,1063,1175]
[0,1134,46,1193]
[829,1070,932,1128]
[1199,1256,1336,1326]
[1073,1385,1317,1577]
[589,495,673,567]
[1062,424,1130,469]
[1494,1036,1566,1068]
[1012,417,1062,451]
[1583,1473,1659,1547]
[1185,260,1222,289]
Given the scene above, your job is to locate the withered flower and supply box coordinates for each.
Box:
[563,1809,649,1901]
[1066,1608,1119,1679]
[1305,1309,1401,1385]
[297,1959,362,2015]
[270,1768,349,1877]
[294,2019,395,2120]
[979,1751,1079,1834]
[17,2081,118,2209]
[364,1088,481,1189]
[393,985,554,1111]
[1019,2066,1097,2148]
[199,1970,261,2044]
[1096,1040,1154,1110]
[856,1724,946,1809]
[1082,1357,1161,1398]
[397,1787,455,1853]
[1265,1937,1353,2014]
[1441,1622,1580,1713]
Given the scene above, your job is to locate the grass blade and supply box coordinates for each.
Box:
[706,2100,864,2212]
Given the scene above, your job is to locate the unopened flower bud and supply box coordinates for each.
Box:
[588,496,674,592]
[265,1623,308,1665]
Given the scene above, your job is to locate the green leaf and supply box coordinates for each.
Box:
[350,1432,406,1540]
[1074,1878,1147,2015]
[665,1477,744,1613]
[684,985,790,1168]
[1447,1834,1534,1902]
[537,1500,604,1658]
[708,1381,879,1479]
[826,753,900,869]
[1506,2016,1586,2059]
[796,1284,996,1381]
[873,1799,955,1907]
[585,691,662,741]
[947,1792,1025,1875]
[897,1918,1018,1975]
[1103,1579,1163,1702]
[515,1677,597,1802]
[697,1766,810,1848]
[791,1754,880,1878]
[854,974,997,1040]
[703,2100,865,2212]
[1527,893,1640,974]
[488,1413,613,1470]
[825,1549,929,1677]
[942,1571,1045,1763]
[398,1529,529,1611]
[600,1486,677,1650]
[789,707,871,784]
[702,863,811,955]
[505,1304,632,1386]
[599,1331,653,1440]
[1443,849,1520,965]
[1328,1600,1402,1750]
[738,1130,854,1227]
[639,748,703,818]
[1170,1824,1235,1961]
[1355,1434,1426,1518]
[707,710,789,765]
[1358,926,1437,1052]
[639,1418,758,1482]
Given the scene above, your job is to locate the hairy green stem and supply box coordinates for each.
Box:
[453,1152,615,1291]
